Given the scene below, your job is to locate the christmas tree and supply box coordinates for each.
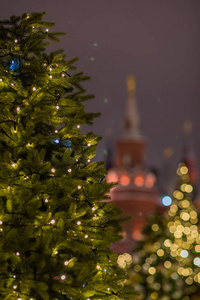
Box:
[131,162,200,300]
[0,13,135,300]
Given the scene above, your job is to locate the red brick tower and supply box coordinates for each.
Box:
[107,76,159,253]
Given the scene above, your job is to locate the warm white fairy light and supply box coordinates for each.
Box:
[55,251,58,255]
[43,63,47,66]
[32,26,35,29]
[46,28,49,32]
[14,130,17,133]
[87,143,91,146]
[62,73,65,77]
[56,104,60,109]
[13,285,17,289]
[45,199,49,203]
[0,221,3,225]
[49,75,53,79]
[77,125,80,128]
[92,207,95,211]
[32,87,36,91]
[77,221,81,225]
[104,269,107,272]
[51,168,55,173]
[16,107,20,111]
[107,288,110,291]
[78,185,81,189]
[14,39,18,43]
[96,265,100,270]
[64,261,69,266]
[49,67,52,71]
[13,275,16,278]
[11,83,14,86]
[68,168,72,173]
[27,143,31,146]
[50,219,55,225]
[55,130,58,133]
[16,252,20,256]
[0,78,2,81]
[84,235,88,238]
[18,298,22,300]
[12,163,16,167]
[61,275,66,280]
[87,159,91,162]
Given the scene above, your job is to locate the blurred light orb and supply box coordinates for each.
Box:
[194,257,200,266]
[162,196,172,206]
[181,250,189,258]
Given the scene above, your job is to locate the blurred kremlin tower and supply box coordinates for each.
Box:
[106,76,160,253]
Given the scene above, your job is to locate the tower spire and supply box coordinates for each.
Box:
[123,75,142,139]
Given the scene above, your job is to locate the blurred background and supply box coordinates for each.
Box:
[1,0,200,180]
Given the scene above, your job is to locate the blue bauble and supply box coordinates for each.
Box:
[9,57,21,73]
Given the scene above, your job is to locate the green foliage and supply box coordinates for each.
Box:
[131,162,200,300]
[0,12,136,300]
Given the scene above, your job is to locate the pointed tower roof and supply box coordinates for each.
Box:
[182,120,198,187]
[123,75,142,139]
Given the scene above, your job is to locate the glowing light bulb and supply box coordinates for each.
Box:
[14,39,18,43]
[13,285,17,289]
[49,67,52,71]
[56,105,59,109]
[12,163,16,167]
[162,196,172,206]
[32,87,36,91]
[14,130,17,133]
[51,168,55,173]
[87,143,91,146]
[0,78,2,81]
[16,252,20,256]
[46,28,49,32]
[194,257,200,266]
[84,235,88,238]
[45,199,49,203]
[96,265,100,270]
[107,288,110,291]
[64,261,69,266]
[78,185,81,189]
[50,219,55,225]
[68,168,72,173]
[55,130,58,133]
[55,139,59,144]
[55,251,58,254]
[77,221,81,225]
[13,275,16,278]
[11,83,14,86]
[0,221,3,225]
[87,159,91,162]
[92,207,95,211]
[16,107,20,111]
[49,75,53,79]
[61,275,66,280]
[77,125,80,128]
[180,250,189,258]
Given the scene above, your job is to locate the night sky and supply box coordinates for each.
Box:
[1,1,200,176]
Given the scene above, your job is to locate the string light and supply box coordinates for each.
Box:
[87,143,91,146]
[56,104,59,109]
[14,39,18,43]
[50,220,55,225]
[0,221,3,225]
[0,78,2,81]
[32,87,36,91]
[45,199,49,203]
[87,159,91,162]
[61,275,66,280]
[77,221,81,225]
[49,67,52,71]
[78,185,81,189]
[46,28,49,32]
[55,130,58,133]
[51,168,55,173]
[68,168,72,173]
[12,163,17,167]
[16,107,20,111]
[84,235,88,238]
[77,125,80,128]
[96,265,100,269]
[14,130,17,133]
[64,261,69,266]
[49,75,53,79]
[16,252,20,256]
[13,285,17,289]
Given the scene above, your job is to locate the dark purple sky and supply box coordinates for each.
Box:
[1,0,200,174]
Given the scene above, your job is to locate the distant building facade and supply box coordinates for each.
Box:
[106,76,160,253]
